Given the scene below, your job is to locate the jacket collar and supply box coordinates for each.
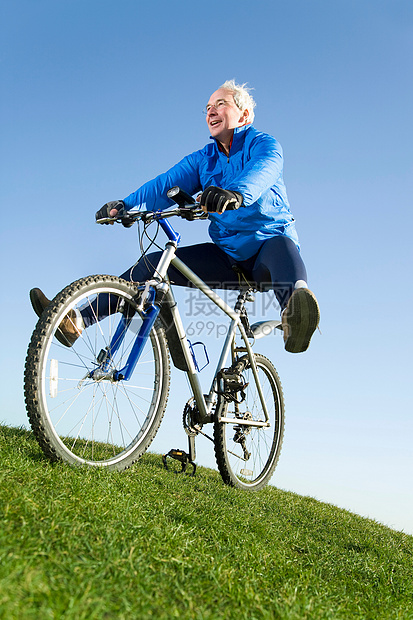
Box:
[210,123,253,154]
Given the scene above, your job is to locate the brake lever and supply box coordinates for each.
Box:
[96,216,118,225]
[179,207,208,221]
[96,208,143,226]
[95,215,134,225]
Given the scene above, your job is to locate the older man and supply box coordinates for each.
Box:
[31,80,319,353]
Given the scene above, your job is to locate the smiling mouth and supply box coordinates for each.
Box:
[210,120,221,126]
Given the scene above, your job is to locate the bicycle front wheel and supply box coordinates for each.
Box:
[213,354,284,491]
[24,275,170,470]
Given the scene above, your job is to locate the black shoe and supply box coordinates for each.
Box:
[29,288,82,347]
[29,288,51,317]
[282,288,320,353]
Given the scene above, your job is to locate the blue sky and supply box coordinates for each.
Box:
[1,0,413,535]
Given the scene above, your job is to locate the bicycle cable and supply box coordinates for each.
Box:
[127,217,167,284]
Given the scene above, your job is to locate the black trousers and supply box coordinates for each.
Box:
[81,236,307,326]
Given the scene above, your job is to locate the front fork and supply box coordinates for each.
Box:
[89,226,179,384]
[89,284,162,383]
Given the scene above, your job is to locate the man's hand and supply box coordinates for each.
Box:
[200,186,243,214]
[95,200,134,227]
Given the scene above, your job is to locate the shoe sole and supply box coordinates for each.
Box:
[283,288,320,353]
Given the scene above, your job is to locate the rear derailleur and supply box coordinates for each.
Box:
[233,412,252,461]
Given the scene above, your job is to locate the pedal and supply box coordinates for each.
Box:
[162,449,196,476]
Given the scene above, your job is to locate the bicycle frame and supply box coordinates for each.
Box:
[93,212,271,430]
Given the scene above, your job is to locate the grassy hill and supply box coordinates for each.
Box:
[0,424,412,620]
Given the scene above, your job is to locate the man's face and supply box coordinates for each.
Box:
[205,88,248,143]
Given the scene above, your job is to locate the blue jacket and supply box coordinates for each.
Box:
[123,124,299,261]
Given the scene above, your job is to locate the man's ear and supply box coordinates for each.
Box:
[239,108,249,124]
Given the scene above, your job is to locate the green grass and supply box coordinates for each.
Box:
[0,424,412,620]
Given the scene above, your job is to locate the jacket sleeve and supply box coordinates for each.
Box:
[225,133,284,206]
[123,152,202,211]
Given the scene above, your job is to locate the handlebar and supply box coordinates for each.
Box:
[96,186,206,225]
[95,206,205,226]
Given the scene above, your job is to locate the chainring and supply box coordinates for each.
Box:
[183,397,202,437]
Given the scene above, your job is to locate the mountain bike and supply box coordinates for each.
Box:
[24,187,285,490]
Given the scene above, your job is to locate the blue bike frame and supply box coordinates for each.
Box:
[94,213,270,425]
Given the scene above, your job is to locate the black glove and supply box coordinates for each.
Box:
[96,200,123,224]
[95,200,134,228]
[200,186,243,214]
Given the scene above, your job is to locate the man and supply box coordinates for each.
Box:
[31,80,320,353]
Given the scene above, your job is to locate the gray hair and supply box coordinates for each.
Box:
[220,79,256,123]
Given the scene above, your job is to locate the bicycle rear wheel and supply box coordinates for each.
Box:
[213,353,284,491]
[24,275,170,470]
